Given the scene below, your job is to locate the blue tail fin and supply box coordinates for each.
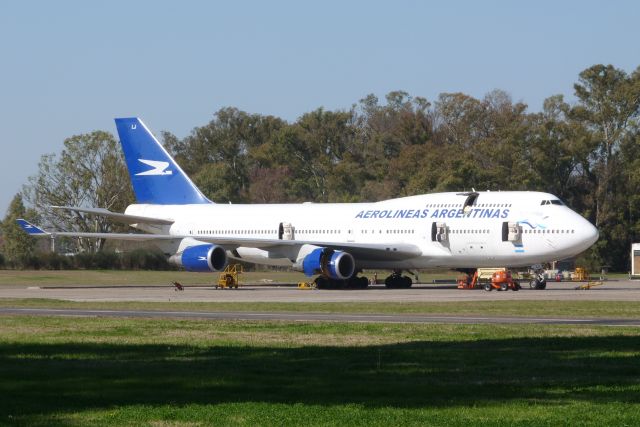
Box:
[114,118,211,204]
[16,219,48,235]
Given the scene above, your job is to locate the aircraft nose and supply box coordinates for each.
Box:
[576,215,599,248]
[584,221,599,246]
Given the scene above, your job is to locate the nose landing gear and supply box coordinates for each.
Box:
[529,272,547,290]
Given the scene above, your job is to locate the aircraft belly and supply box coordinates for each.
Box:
[228,254,292,267]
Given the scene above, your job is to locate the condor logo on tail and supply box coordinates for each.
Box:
[135,159,173,176]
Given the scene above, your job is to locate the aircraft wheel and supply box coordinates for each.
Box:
[347,276,368,289]
[384,276,398,288]
[402,276,413,288]
[359,276,369,289]
[385,274,412,289]
[530,278,547,290]
[315,276,329,289]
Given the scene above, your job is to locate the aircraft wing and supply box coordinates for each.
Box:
[51,206,174,225]
[16,220,177,241]
[17,219,422,261]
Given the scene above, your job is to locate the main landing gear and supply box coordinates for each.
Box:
[311,270,416,290]
[384,270,413,289]
[314,274,369,290]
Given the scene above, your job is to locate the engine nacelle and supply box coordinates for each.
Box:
[170,244,227,272]
[302,247,355,280]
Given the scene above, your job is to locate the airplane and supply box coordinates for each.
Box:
[17,117,599,289]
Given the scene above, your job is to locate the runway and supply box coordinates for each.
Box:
[1,307,639,326]
[1,279,639,325]
[1,279,640,302]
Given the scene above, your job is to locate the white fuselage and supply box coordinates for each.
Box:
[125,191,598,270]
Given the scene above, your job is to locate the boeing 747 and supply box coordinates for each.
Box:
[18,118,599,289]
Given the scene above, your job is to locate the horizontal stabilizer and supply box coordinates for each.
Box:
[16,219,48,235]
[51,206,174,225]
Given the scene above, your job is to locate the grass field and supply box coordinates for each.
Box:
[0,316,639,426]
[2,298,640,319]
[1,270,638,425]
[0,269,309,287]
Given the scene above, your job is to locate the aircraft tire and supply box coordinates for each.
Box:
[384,275,412,289]
[315,276,329,289]
[347,276,368,289]
[359,276,369,289]
[529,278,547,290]
[384,275,398,288]
[402,276,413,288]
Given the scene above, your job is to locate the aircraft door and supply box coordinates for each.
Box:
[431,222,448,242]
[502,222,522,242]
[462,192,479,214]
[279,222,295,240]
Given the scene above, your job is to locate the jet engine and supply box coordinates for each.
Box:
[169,244,227,272]
[302,247,355,280]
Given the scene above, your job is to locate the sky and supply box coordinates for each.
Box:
[1,0,639,216]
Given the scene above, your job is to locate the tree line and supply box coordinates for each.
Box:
[2,64,639,271]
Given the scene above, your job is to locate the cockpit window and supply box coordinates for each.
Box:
[540,199,565,206]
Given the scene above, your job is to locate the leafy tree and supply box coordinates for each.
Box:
[569,64,640,268]
[16,64,640,271]
[173,108,286,202]
[246,166,292,203]
[356,92,433,177]
[193,162,242,203]
[23,131,134,253]
[0,194,38,268]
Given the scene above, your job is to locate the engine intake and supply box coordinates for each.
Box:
[170,244,227,272]
[302,248,355,280]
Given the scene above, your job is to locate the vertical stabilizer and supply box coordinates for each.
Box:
[115,117,211,204]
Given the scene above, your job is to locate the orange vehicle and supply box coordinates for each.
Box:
[487,270,520,291]
[457,268,520,291]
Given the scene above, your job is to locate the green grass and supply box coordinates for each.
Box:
[2,298,640,319]
[0,316,639,426]
[0,269,310,286]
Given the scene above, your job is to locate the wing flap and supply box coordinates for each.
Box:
[51,206,174,225]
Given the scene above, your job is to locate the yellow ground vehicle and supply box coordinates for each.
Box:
[573,267,589,281]
[216,264,242,289]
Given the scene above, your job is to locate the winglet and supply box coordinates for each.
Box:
[16,219,48,235]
